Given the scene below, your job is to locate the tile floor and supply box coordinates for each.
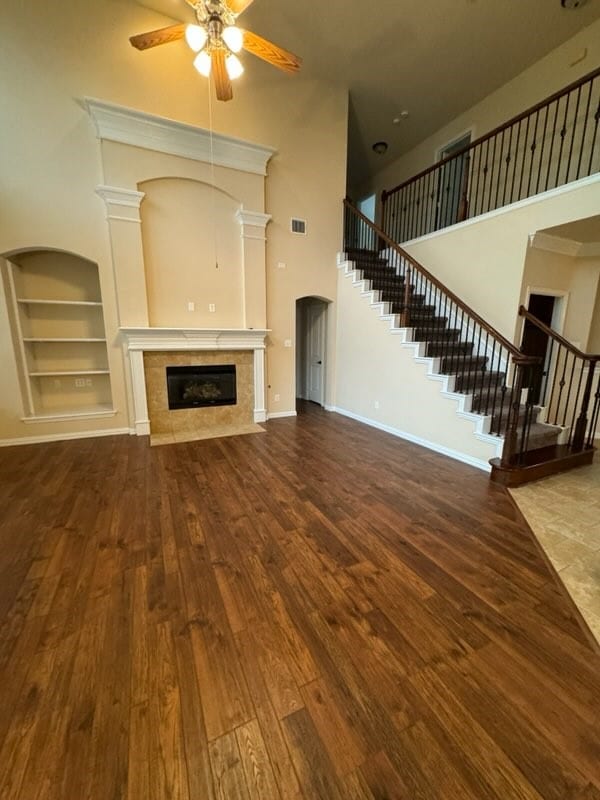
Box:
[510,460,600,643]
[150,422,266,446]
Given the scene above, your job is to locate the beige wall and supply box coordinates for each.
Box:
[359,17,600,207]
[0,0,348,441]
[334,266,499,469]
[520,248,600,350]
[404,177,600,345]
[140,178,244,328]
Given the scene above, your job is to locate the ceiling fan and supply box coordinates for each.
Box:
[130,0,302,102]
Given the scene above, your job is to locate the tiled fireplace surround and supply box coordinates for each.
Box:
[120,328,268,436]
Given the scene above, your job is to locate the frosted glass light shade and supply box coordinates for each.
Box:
[194,50,212,77]
[222,26,243,53]
[185,24,207,52]
[225,53,244,80]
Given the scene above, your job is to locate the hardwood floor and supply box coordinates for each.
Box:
[1,402,599,799]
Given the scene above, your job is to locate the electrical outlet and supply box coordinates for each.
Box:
[374,400,380,409]
[209,303,216,313]
[85,378,92,387]
[75,378,86,388]
[274,393,280,402]
[188,301,195,312]
[277,261,286,269]
[284,339,292,348]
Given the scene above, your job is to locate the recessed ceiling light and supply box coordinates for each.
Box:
[372,141,388,155]
[393,111,410,124]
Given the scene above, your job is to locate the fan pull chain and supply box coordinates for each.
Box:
[207,79,219,270]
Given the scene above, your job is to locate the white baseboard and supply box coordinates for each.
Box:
[0,427,131,448]
[329,406,492,472]
[266,410,297,419]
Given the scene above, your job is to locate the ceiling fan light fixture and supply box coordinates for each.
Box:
[185,24,207,52]
[194,49,212,77]
[225,53,244,80]
[222,26,244,53]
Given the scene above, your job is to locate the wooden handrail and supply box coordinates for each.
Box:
[382,65,600,200]
[519,305,600,362]
[344,199,538,363]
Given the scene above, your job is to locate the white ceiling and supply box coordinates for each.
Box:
[132,0,600,186]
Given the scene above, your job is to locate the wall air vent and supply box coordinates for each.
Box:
[291,218,307,235]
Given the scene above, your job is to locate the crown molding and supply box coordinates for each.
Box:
[529,231,600,258]
[528,232,581,257]
[579,241,600,258]
[85,97,276,176]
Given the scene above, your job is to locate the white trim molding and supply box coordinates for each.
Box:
[85,97,277,176]
[0,427,129,448]
[528,231,581,257]
[120,327,270,433]
[96,185,145,223]
[235,209,272,241]
[529,231,600,258]
[266,410,298,419]
[329,406,492,473]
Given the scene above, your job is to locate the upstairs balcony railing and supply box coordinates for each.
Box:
[381,67,600,244]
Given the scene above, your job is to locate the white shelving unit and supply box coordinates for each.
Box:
[6,251,115,421]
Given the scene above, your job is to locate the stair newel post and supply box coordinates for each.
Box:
[501,356,527,467]
[401,266,412,328]
[572,358,598,451]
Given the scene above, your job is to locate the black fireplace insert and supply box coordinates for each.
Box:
[166,364,237,410]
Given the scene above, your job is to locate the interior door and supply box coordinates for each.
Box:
[521,294,556,404]
[437,133,471,228]
[307,303,325,405]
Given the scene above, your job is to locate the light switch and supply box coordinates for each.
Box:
[188,301,195,312]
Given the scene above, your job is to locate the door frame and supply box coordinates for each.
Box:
[295,296,330,408]
[435,129,474,228]
[523,286,569,335]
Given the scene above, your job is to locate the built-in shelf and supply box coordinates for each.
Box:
[6,251,114,421]
[17,298,102,306]
[21,403,117,424]
[29,370,110,377]
[23,337,107,343]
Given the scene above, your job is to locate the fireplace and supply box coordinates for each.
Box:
[166,364,237,410]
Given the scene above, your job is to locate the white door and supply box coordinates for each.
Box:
[307,303,325,405]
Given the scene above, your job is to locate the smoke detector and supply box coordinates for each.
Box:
[561,0,587,8]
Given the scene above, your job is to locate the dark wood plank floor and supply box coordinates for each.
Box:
[1,402,599,799]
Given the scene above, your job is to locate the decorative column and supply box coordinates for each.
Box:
[235,209,271,330]
[96,185,148,327]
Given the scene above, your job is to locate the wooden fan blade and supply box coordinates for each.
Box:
[227,0,255,15]
[129,23,186,50]
[242,30,302,74]
[212,50,233,102]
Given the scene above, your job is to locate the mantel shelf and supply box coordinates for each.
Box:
[17,298,102,307]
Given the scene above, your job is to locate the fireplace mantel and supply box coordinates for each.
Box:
[120,327,269,435]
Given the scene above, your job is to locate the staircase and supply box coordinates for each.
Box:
[347,247,564,459]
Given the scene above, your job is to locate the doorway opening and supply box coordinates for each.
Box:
[521,291,566,404]
[296,297,328,408]
[437,131,472,229]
